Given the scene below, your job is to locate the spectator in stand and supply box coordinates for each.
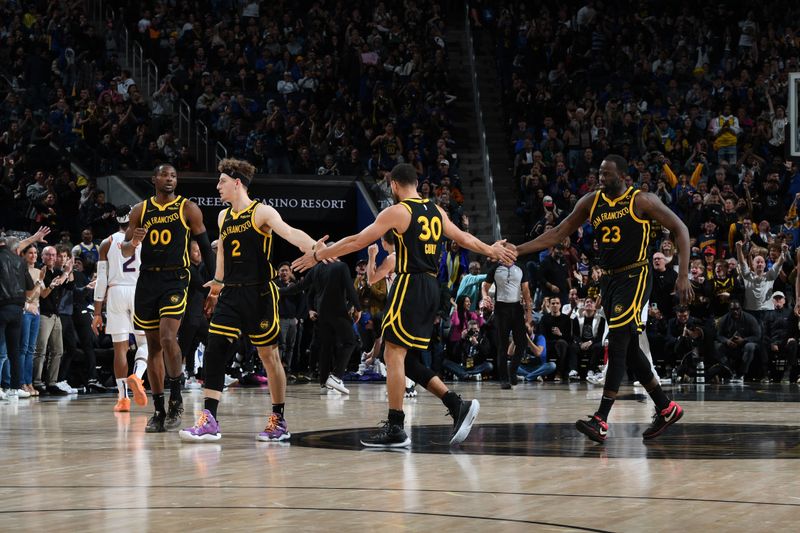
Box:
[513,321,557,382]
[443,319,494,381]
[736,240,787,319]
[539,244,570,302]
[32,246,71,396]
[651,252,677,319]
[665,304,715,382]
[448,295,484,359]
[0,236,34,400]
[761,292,797,384]
[439,240,470,293]
[539,296,574,381]
[71,229,99,264]
[716,300,761,384]
[570,298,605,381]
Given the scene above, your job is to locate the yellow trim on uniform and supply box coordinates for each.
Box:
[399,202,413,214]
[249,282,280,344]
[629,190,648,223]
[608,267,646,323]
[159,288,188,312]
[588,190,602,221]
[133,313,160,325]
[396,232,408,272]
[380,274,430,349]
[150,195,182,211]
[209,328,239,340]
[601,187,632,207]
[140,199,148,225]
[608,266,650,329]
[178,197,190,230]
[231,200,257,220]
[209,322,242,333]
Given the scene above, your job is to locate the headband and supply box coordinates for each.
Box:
[229,170,251,187]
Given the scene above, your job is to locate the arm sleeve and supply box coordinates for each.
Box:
[94,261,108,302]
[194,231,216,277]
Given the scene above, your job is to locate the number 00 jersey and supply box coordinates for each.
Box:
[220,200,274,285]
[139,196,190,269]
[393,198,443,275]
[589,187,650,270]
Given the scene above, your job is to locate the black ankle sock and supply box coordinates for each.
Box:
[388,409,405,427]
[442,391,461,414]
[272,403,285,417]
[204,398,219,419]
[167,376,182,400]
[648,386,671,412]
[596,395,615,421]
[153,393,165,414]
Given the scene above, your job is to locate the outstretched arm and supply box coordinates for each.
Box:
[516,193,595,256]
[292,205,408,271]
[257,203,316,253]
[437,205,516,263]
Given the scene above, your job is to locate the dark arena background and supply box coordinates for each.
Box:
[1,0,800,530]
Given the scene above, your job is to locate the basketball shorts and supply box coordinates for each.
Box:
[208,282,280,346]
[601,265,652,334]
[106,285,142,339]
[133,269,190,330]
[381,272,438,350]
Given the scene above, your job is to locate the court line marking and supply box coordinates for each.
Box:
[0,505,611,531]
[1,485,798,508]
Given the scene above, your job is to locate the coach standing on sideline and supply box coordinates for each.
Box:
[0,236,34,399]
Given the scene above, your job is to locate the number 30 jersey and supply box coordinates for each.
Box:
[140,196,191,269]
[394,198,443,275]
[107,231,140,286]
[589,187,650,270]
[220,200,274,285]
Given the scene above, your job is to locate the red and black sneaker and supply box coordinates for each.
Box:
[576,414,608,443]
[642,401,683,440]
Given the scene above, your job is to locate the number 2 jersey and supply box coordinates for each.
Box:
[393,198,443,274]
[588,187,650,270]
[107,231,140,286]
[139,195,191,269]
[220,200,274,285]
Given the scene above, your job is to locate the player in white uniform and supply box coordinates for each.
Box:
[92,206,149,412]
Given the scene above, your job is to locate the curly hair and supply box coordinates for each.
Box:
[218,158,256,185]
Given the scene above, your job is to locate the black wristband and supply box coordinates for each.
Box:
[213,277,224,284]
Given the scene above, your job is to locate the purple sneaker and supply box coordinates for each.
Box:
[179,410,222,442]
[256,413,291,442]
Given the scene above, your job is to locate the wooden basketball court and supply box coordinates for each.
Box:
[1,382,798,531]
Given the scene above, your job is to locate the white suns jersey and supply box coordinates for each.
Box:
[107,231,141,286]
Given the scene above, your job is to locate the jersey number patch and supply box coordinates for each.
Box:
[417,216,442,242]
[600,225,621,243]
[230,239,241,257]
[149,229,172,246]
[122,256,137,273]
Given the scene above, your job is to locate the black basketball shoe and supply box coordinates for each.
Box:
[642,401,683,440]
[360,421,411,448]
[449,399,480,445]
[164,399,184,431]
[145,411,167,433]
[576,414,609,443]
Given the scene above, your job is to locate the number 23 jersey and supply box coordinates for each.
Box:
[589,187,650,270]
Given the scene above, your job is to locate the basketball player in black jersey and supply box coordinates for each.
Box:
[517,155,693,442]
[294,163,517,448]
[122,164,216,433]
[179,158,318,443]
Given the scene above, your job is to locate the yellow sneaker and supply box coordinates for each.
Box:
[114,398,131,412]
[127,374,148,407]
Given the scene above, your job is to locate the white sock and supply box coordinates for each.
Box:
[117,378,128,399]
[133,358,147,379]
